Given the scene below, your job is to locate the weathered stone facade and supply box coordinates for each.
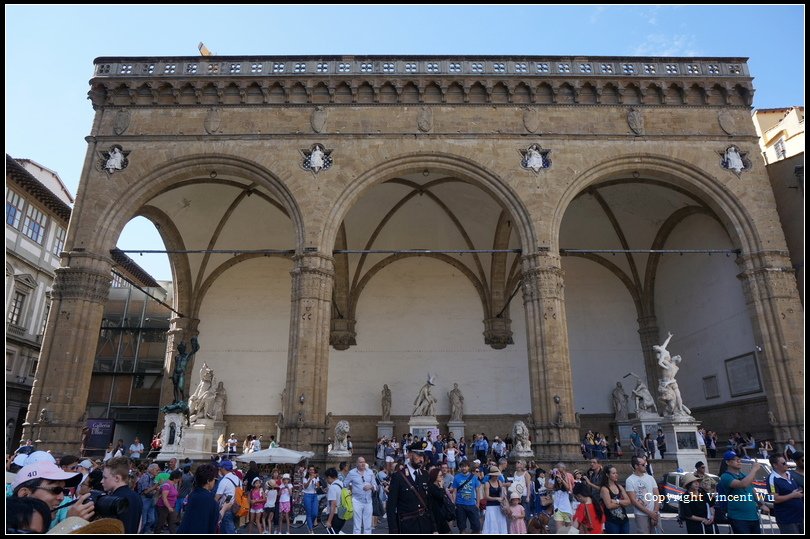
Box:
[26,56,803,457]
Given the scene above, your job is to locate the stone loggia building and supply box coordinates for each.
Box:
[26,55,803,457]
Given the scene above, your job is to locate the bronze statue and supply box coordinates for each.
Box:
[171,336,200,404]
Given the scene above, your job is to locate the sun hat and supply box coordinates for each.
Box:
[510,491,521,500]
[488,466,501,476]
[282,473,291,479]
[385,456,395,463]
[252,477,262,484]
[78,460,93,470]
[13,461,82,489]
[681,473,700,488]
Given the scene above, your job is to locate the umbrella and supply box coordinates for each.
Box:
[235,446,315,464]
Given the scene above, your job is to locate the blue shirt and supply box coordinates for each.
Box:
[768,471,803,524]
[178,487,220,533]
[452,472,481,506]
[344,467,376,503]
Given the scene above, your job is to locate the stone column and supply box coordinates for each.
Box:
[636,315,662,395]
[521,252,580,459]
[737,251,804,442]
[156,316,200,426]
[23,252,111,455]
[283,253,334,450]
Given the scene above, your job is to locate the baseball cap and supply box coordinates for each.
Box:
[24,451,56,466]
[282,473,291,479]
[78,460,93,470]
[723,450,738,461]
[385,456,395,463]
[219,460,234,470]
[13,461,82,489]
[12,453,28,467]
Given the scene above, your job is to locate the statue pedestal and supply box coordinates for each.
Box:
[446,420,466,441]
[660,416,703,472]
[157,412,186,462]
[377,421,394,440]
[328,449,352,458]
[409,416,438,440]
[178,418,220,460]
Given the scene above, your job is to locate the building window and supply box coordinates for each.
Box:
[6,190,25,229]
[23,205,47,244]
[28,357,38,377]
[52,226,66,256]
[8,292,25,326]
[6,350,15,372]
[774,138,787,159]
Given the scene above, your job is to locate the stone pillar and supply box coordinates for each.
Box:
[521,252,580,459]
[23,252,112,455]
[637,315,662,395]
[737,251,804,442]
[283,253,334,450]
[156,316,200,427]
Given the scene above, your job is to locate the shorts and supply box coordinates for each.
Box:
[279,501,291,513]
[553,510,572,523]
[263,507,276,514]
[250,508,263,514]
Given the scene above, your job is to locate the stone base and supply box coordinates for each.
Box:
[660,416,704,472]
[157,413,186,462]
[178,419,221,460]
[377,421,394,440]
[446,421,466,441]
[328,449,352,458]
[409,416,439,440]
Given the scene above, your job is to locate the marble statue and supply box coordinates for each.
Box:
[448,383,464,421]
[412,374,437,417]
[217,434,226,454]
[332,420,351,453]
[188,362,216,423]
[612,382,630,420]
[724,146,745,173]
[171,337,199,404]
[381,384,392,421]
[512,420,533,455]
[631,377,658,414]
[654,332,690,416]
[212,381,227,421]
[105,146,125,173]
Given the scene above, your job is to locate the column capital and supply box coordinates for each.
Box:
[52,267,111,304]
[521,253,565,302]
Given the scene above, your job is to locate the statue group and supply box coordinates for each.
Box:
[654,332,691,416]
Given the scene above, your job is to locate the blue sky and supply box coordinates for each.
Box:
[6,5,805,281]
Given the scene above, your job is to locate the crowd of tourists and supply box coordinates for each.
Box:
[5,430,804,534]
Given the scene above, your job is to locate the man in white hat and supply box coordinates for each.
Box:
[11,461,95,528]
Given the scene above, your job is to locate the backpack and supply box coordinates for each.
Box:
[714,473,730,524]
[228,478,250,518]
[337,486,354,520]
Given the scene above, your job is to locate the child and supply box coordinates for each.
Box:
[249,477,266,534]
[278,473,293,534]
[263,474,278,535]
[571,482,604,534]
[509,491,527,534]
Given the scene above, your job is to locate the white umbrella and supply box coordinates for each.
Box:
[235,446,315,464]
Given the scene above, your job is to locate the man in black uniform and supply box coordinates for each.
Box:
[387,445,435,533]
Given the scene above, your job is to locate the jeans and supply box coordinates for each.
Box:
[455,503,481,533]
[140,496,156,532]
[729,518,761,534]
[303,493,319,531]
[352,499,373,534]
[220,510,237,534]
[604,518,630,533]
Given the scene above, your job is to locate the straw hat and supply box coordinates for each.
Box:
[71,518,125,534]
[488,466,501,476]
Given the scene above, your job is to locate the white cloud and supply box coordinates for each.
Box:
[632,34,701,57]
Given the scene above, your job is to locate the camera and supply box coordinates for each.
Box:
[84,489,129,518]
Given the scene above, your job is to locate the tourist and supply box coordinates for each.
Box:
[600,464,631,534]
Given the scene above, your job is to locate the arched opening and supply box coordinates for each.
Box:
[324,156,537,424]
[557,163,765,438]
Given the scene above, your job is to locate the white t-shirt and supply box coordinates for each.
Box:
[303,476,321,494]
[252,439,261,452]
[279,483,292,502]
[227,437,238,452]
[327,480,342,507]
[446,448,457,463]
[129,443,144,458]
[625,473,657,514]
[265,487,278,508]
[215,472,240,498]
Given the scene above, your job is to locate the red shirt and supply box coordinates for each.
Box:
[574,503,604,534]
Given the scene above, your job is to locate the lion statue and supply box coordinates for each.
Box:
[512,420,533,455]
[332,420,350,453]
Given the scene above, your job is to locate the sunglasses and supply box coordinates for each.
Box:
[34,486,71,496]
